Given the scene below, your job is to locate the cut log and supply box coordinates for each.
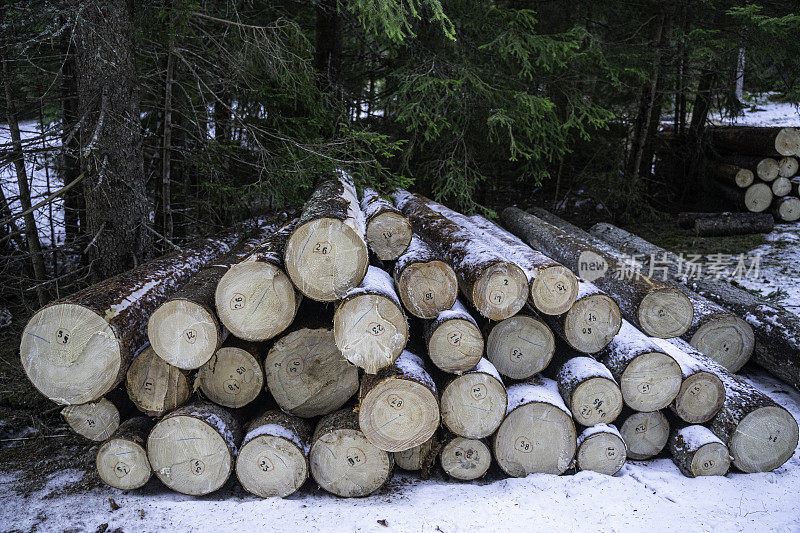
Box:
[96,417,154,490]
[502,207,693,340]
[524,209,754,371]
[147,401,242,496]
[707,161,755,188]
[61,397,121,442]
[575,424,627,476]
[486,312,555,380]
[21,229,241,405]
[619,410,669,460]
[493,376,577,477]
[716,156,779,182]
[668,424,730,477]
[215,222,300,342]
[708,126,800,157]
[264,322,359,418]
[395,191,528,320]
[358,350,439,452]
[424,299,484,374]
[773,196,800,222]
[590,223,800,391]
[333,265,409,374]
[125,346,190,417]
[744,182,774,212]
[196,339,264,409]
[393,436,437,473]
[685,213,775,237]
[393,235,458,319]
[360,188,412,260]
[778,156,799,178]
[440,358,507,439]
[554,355,623,427]
[309,408,393,497]
[283,174,369,302]
[771,177,792,197]
[236,410,312,498]
[540,281,622,354]
[439,435,492,481]
[597,320,682,412]
[651,338,725,424]
[147,224,276,369]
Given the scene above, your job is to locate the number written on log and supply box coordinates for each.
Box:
[229,293,246,311]
[424,291,434,301]
[448,330,462,346]
[509,347,524,363]
[471,384,487,401]
[86,418,96,427]
[455,447,480,469]
[555,282,566,293]
[183,329,198,345]
[224,379,241,395]
[701,459,715,470]
[190,459,205,476]
[580,398,607,420]
[114,461,130,478]
[286,357,305,377]
[368,322,385,336]
[514,436,533,453]
[346,447,366,467]
[313,242,331,255]
[382,231,393,240]
[638,382,652,395]
[606,447,617,460]
[490,291,505,305]
[258,456,275,472]
[387,394,404,410]
[635,423,648,434]
[56,328,71,345]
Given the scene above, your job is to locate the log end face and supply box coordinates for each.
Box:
[744,183,773,213]
[690,316,754,373]
[620,352,683,412]
[564,294,622,354]
[21,304,121,405]
[148,299,219,370]
[735,168,755,188]
[532,265,579,316]
[197,346,264,409]
[673,371,726,424]
[775,197,800,222]
[756,158,779,182]
[397,261,458,319]
[690,442,731,477]
[441,372,507,439]
[775,127,800,156]
[310,428,393,497]
[428,319,484,374]
[126,347,191,417]
[236,435,308,498]
[440,438,491,481]
[472,262,528,321]
[61,399,120,441]
[620,411,669,461]
[365,212,413,260]
[571,377,623,427]
[576,431,626,476]
[731,405,799,473]
[97,438,152,490]
[486,315,554,380]
[638,289,694,339]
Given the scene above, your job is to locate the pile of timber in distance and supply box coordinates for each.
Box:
[21,176,800,501]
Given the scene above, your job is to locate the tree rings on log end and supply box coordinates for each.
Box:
[689,315,754,373]
[486,315,554,380]
[734,168,755,188]
[563,294,622,354]
[441,371,507,439]
[620,411,669,461]
[775,197,800,222]
[756,158,779,182]
[471,262,528,320]
[284,218,369,302]
[744,183,773,213]
[619,352,682,412]
[570,377,623,427]
[576,430,626,476]
[440,438,491,481]
[690,442,731,477]
[397,260,458,319]
[672,371,725,424]
[21,303,121,405]
[365,212,413,261]
[775,127,800,156]
[778,156,799,178]
[730,405,799,473]
[215,261,298,341]
[428,318,484,374]
[197,346,264,409]
[334,294,408,374]
[310,428,393,498]
[126,347,190,417]
[637,288,694,339]
[147,299,220,370]
[237,434,308,498]
[97,437,151,490]
[531,265,579,316]
[772,177,792,197]
[61,398,120,441]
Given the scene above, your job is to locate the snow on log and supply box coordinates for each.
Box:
[21,228,241,405]
[771,177,792,197]
[502,207,693,340]
[196,339,264,409]
[553,355,623,427]
[439,435,491,481]
[708,126,800,157]
[333,265,409,374]
[360,188,412,260]
[440,358,507,439]
[309,408,393,497]
[393,234,458,319]
[147,401,242,496]
[590,222,800,390]
[707,161,755,188]
[619,410,669,461]
[125,346,190,417]
[486,312,555,380]
[493,376,577,477]
[779,156,799,178]
[575,424,627,476]
[423,299,484,374]
[61,397,121,442]
[264,320,359,418]
[215,221,300,341]
[393,436,437,473]
[283,174,369,302]
[96,417,154,490]
[236,410,312,498]
[668,424,730,477]
[773,196,800,222]
[597,320,683,412]
[358,350,439,452]
[395,191,528,320]
[147,224,276,370]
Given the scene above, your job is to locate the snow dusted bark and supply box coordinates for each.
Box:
[708,126,800,157]
[424,299,484,374]
[684,213,774,237]
[395,191,528,320]
[439,434,492,481]
[96,417,154,490]
[360,188,412,260]
[125,346,190,417]
[358,350,440,452]
[440,358,507,439]
[21,228,240,405]
[394,234,458,319]
[575,424,627,476]
[283,174,369,302]
[236,410,312,498]
[553,355,623,427]
[196,339,264,409]
[668,424,730,477]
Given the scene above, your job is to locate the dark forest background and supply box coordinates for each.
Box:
[1,0,799,313]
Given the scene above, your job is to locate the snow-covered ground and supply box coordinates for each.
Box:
[709,92,800,127]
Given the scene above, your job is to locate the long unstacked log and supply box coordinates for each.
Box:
[707,161,755,188]
[773,196,800,222]
[125,346,190,417]
[523,208,755,372]
[439,435,492,481]
[575,424,627,476]
[283,174,369,302]
[147,224,276,370]
[677,212,774,237]
[590,223,800,392]
[395,191,528,320]
[96,417,154,490]
[502,207,693,340]
[552,354,623,427]
[424,299,484,374]
[196,339,264,409]
[440,358,507,439]
[21,228,241,405]
[215,222,300,341]
[360,188,412,260]
[668,424,730,477]
[619,410,669,460]
[394,235,459,319]
[708,126,800,157]
[716,156,779,182]
[486,312,555,380]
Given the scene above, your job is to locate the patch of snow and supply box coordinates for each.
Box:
[244,423,309,455]
[577,423,622,448]
[473,357,503,385]
[394,350,437,394]
[708,93,800,127]
[676,426,724,452]
[506,377,571,416]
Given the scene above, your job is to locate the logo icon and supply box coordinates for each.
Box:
[577,250,608,282]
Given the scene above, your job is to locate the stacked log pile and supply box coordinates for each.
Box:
[19,178,799,501]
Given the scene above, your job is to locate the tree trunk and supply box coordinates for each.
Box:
[440,358,507,439]
[716,156,779,182]
[125,346,190,417]
[61,25,83,244]
[394,235,458,319]
[708,126,800,157]
[575,424,626,475]
[439,435,492,481]
[196,339,264,409]
[314,0,342,96]
[360,188,412,260]
[486,312,555,380]
[668,424,730,477]
[773,196,800,222]
[96,417,154,490]
[161,13,176,243]
[677,212,774,236]
[619,409,669,460]
[552,355,623,427]
[74,0,152,279]
[423,298,484,375]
